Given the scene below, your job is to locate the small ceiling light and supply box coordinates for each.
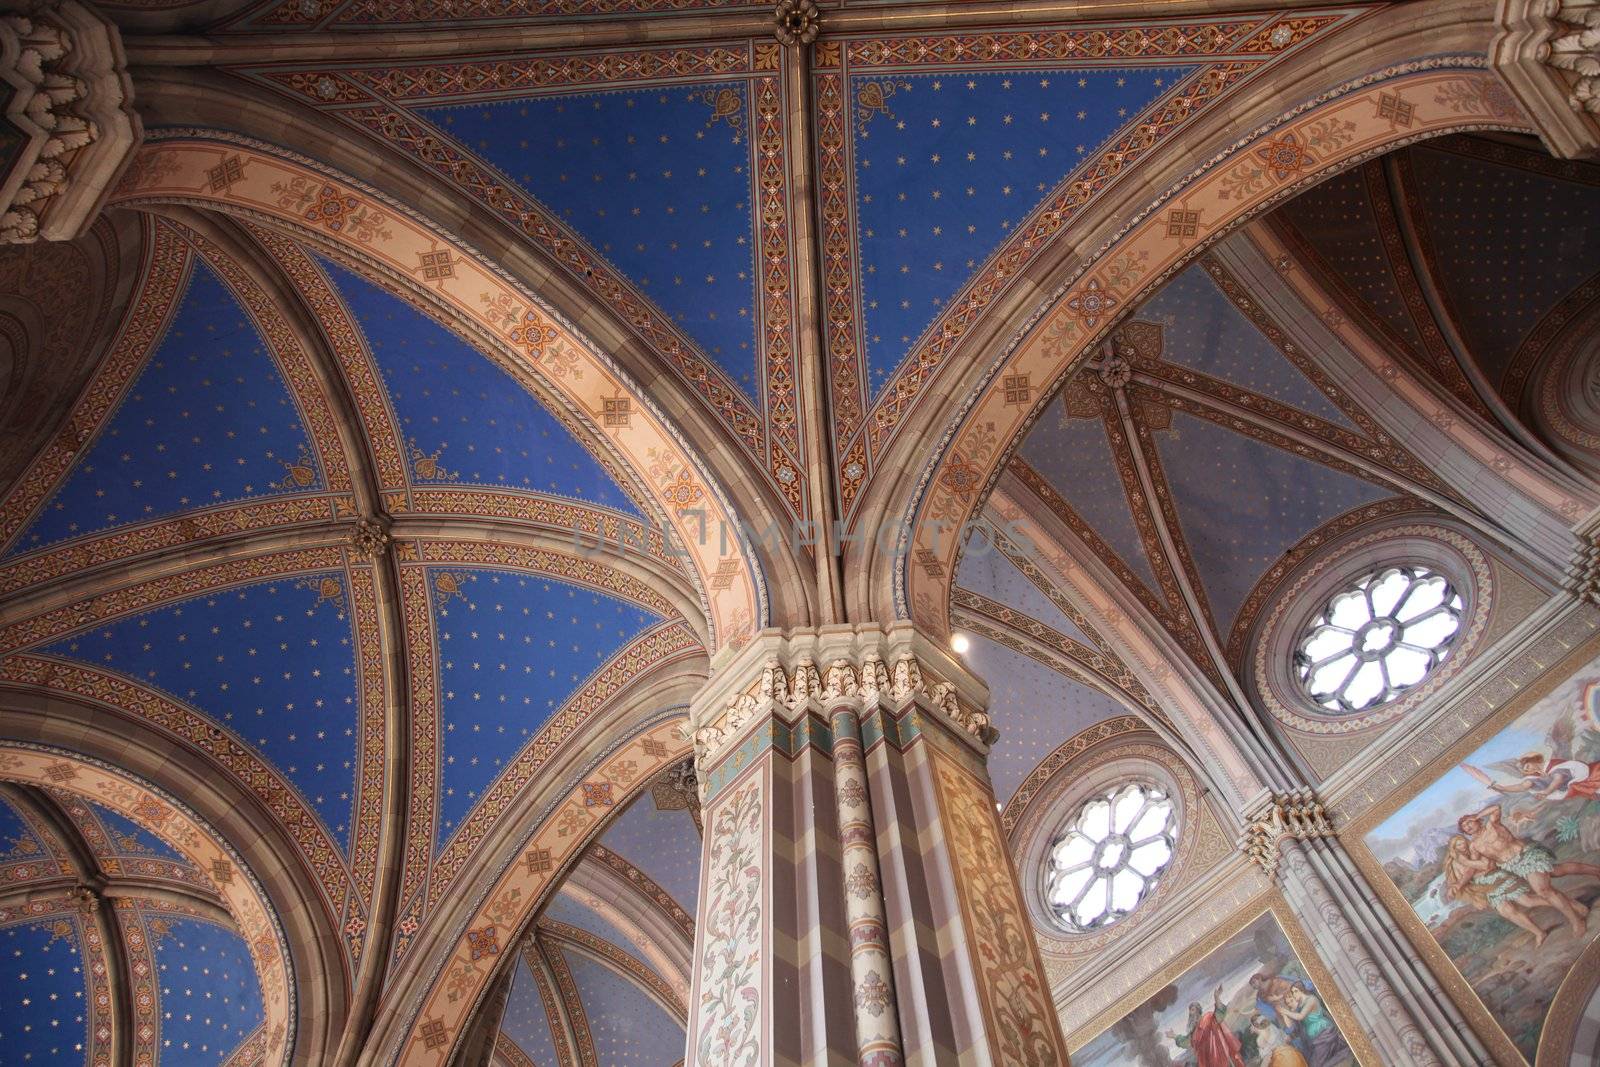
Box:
[950,632,971,655]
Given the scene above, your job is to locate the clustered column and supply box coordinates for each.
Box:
[1242,791,1493,1067]
[684,623,1070,1066]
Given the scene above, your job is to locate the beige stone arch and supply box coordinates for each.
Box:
[126,66,820,628]
[843,1,1574,638]
[0,728,314,1066]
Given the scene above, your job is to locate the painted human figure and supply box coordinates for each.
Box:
[1275,985,1346,1067]
[1462,753,1600,805]
[1166,984,1246,1067]
[1457,802,1600,937]
[1249,971,1316,1060]
[1441,834,1550,945]
[1249,1012,1310,1067]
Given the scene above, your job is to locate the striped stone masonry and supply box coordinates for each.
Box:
[684,623,1070,1066]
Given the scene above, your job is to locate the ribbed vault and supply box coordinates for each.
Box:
[2,0,1599,1064]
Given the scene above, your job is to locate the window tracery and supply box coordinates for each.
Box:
[1293,565,1464,713]
[1043,781,1176,933]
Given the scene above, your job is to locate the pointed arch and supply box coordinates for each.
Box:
[860,48,1576,640]
[0,739,308,1066]
[110,132,772,650]
[124,62,819,628]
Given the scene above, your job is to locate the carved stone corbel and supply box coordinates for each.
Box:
[1493,0,1600,158]
[1240,789,1336,878]
[0,2,140,244]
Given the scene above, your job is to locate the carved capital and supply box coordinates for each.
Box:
[824,658,858,699]
[0,1,140,244]
[1565,529,1600,605]
[1240,789,1335,877]
[1493,0,1600,158]
[686,624,997,776]
[788,657,823,708]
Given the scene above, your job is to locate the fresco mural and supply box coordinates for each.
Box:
[1074,910,1354,1067]
[1364,652,1600,1060]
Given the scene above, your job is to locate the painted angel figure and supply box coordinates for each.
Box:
[1460,751,1600,806]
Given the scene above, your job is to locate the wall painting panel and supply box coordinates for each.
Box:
[1358,644,1600,1064]
[1072,905,1359,1067]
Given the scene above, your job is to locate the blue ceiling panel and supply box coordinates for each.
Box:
[0,796,45,863]
[12,260,321,556]
[851,67,1189,393]
[963,632,1129,805]
[564,950,683,1064]
[955,536,1095,647]
[322,256,642,515]
[421,86,762,396]
[1154,411,1393,636]
[430,568,659,847]
[500,956,560,1066]
[0,916,90,1063]
[598,790,701,914]
[40,576,363,852]
[147,914,265,1065]
[1018,405,1162,598]
[1138,260,1360,430]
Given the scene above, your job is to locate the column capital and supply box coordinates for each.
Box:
[0,1,141,244]
[688,623,995,781]
[1492,0,1600,159]
[1239,787,1336,878]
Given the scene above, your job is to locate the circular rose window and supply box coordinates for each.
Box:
[1294,564,1464,713]
[1044,782,1176,933]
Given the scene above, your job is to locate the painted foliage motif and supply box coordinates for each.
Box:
[1364,652,1600,1059]
[692,775,762,1067]
[1074,910,1354,1067]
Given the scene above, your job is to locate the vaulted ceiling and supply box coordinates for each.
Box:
[2,1,1599,1064]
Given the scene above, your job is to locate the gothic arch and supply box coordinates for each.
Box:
[369,713,692,1066]
[108,134,775,649]
[0,727,315,1065]
[845,2,1570,638]
[126,65,818,628]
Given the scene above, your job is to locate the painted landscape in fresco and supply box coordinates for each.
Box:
[1364,652,1600,1060]
[1074,910,1355,1067]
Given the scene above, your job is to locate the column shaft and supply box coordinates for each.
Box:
[685,625,1070,1067]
